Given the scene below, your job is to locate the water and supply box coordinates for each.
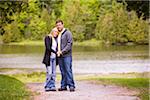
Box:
[0,44,149,73]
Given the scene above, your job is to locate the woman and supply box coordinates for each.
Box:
[42,27,58,91]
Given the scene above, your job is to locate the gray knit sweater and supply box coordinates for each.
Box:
[60,29,73,57]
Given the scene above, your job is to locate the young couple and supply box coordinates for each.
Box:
[42,20,75,92]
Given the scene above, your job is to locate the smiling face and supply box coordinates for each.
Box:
[56,22,64,32]
[52,30,58,37]
[51,28,58,37]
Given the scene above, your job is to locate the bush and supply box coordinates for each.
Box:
[95,1,148,45]
[127,11,148,44]
[28,16,47,40]
[2,21,22,43]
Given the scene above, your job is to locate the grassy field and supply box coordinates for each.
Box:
[0,75,30,100]
[9,71,149,100]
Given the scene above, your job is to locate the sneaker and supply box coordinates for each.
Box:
[45,87,51,92]
[45,87,56,91]
[58,87,67,91]
[50,87,56,91]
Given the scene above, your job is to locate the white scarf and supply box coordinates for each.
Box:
[57,28,65,56]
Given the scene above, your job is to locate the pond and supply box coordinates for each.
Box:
[0,44,149,73]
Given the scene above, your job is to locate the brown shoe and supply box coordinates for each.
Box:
[69,87,75,92]
[58,87,67,91]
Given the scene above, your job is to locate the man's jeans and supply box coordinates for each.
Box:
[45,58,56,88]
[58,56,75,88]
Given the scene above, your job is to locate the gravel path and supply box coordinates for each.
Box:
[26,81,140,100]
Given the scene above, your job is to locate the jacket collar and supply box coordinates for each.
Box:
[60,28,67,35]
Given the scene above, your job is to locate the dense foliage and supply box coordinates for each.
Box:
[0,0,148,45]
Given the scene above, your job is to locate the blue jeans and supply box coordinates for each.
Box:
[45,58,56,88]
[58,56,75,88]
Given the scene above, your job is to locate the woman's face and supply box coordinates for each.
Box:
[52,30,58,37]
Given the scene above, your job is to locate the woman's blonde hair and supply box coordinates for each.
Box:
[49,27,58,37]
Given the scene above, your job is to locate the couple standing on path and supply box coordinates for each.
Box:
[42,20,75,92]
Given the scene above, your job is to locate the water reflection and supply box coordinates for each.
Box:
[0,44,148,60]
[0,44,149,73]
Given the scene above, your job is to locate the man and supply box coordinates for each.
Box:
[56,19,75,92]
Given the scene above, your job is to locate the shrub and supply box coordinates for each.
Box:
[3,21,22,43]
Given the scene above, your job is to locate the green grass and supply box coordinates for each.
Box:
[0,68,39,73]
[10,71,149,83]
[0,75,30,100]
[7,39,103,47]
[10,72,61,83]
[8,40,44,46]
[0,68,16,72]
[0,68,29,73]
[75,72,149,80]
[10,72,46,83]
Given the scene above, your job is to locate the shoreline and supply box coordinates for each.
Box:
[1,39,148,46]
[0,59,149,74]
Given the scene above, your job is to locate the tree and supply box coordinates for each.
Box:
[3,20,22,43]
[95,0,148,44]
[0,0,28,35]
[0,0,148,44]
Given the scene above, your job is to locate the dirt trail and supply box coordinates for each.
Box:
[26,81,140,100]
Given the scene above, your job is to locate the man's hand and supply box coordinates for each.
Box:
[57,51,62,57]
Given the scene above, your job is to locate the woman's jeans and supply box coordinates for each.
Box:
[45,58,56,88]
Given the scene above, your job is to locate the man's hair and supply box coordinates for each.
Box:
[56,19,63,24]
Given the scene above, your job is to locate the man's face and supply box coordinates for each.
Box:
[56,22,64,32]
